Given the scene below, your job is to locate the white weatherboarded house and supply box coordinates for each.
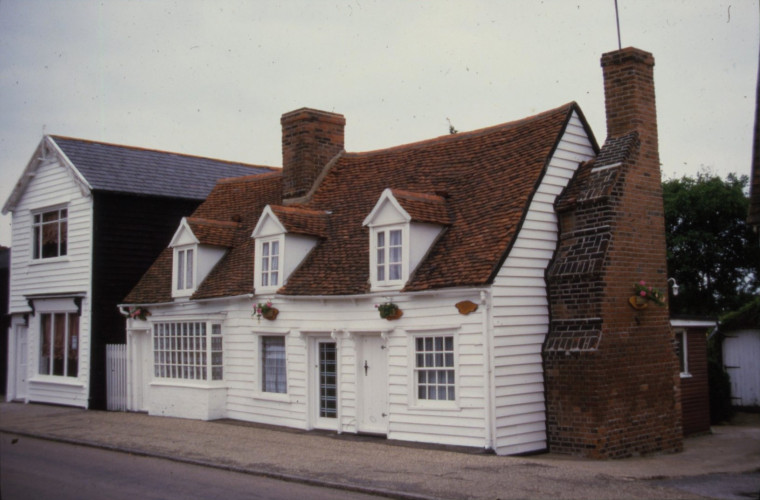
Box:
[124,103,597,455]
[3,136,271,409]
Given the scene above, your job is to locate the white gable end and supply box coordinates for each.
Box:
[169,218,200,247]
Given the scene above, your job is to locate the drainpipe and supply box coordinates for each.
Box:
[480,290,494,451]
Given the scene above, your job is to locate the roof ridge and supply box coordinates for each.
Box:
[216,171,282,184]
[344,102,576,157]
[49,135,278,170]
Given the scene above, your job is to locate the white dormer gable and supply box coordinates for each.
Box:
[169,218,227,299]
[363,188,446,291]
[252,205,321,292]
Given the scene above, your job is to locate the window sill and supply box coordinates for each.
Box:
[29,256,71,266]
[408,401,461,412]
[150,380,227,390]
[679,372,692,379]
[253,392,291,403]
[29,376,84,387]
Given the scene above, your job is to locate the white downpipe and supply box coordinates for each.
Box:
[480,290,494,451]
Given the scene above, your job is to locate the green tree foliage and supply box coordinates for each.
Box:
[663,173,760,316]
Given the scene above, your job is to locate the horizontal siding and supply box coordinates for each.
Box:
[134,292,488,450]
[490,111,595,455]
[9,157,93,407]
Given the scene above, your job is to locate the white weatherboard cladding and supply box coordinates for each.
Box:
[7,157,93,407]
[489,111,595,455]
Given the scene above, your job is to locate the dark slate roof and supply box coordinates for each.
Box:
[51,136,275,200]
[125,103,591,303]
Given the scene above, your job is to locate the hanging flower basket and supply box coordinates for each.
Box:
[376,302,402,320]
[254,301,279,321]
[629,280,666,310]
[129,306,151,321]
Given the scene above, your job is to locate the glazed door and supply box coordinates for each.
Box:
[313,339,338,430]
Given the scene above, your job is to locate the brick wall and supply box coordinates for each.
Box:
[544,47,683,458]
[281,108,345,200]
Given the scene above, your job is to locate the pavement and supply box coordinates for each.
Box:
[1,402,758,500]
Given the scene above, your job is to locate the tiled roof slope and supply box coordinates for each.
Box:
[282,103,582,295]
[52,136,275,200]
[125,103,586,303]
[125,174,282,303]
[186,218,239,247]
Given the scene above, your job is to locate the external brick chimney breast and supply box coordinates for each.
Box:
[281,108,345,200]
[544,47,682,459]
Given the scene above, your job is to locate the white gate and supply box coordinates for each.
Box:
[107,344,127,411]
[723,330,760,407]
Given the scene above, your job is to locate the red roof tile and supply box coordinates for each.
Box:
[126,103,589,303]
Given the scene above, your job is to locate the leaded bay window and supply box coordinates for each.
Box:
[153,321,223,381]
[261,336,287,393]
[39,312,79,377]
[415,335,455,401]
[33,208,68,259]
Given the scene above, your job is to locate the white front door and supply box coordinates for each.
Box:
[14,325,28,401]
[313,338,338,430]
[357,335,388,434]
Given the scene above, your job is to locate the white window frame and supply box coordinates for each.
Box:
[255,236,283,292]
[172,245,197,297]
[674,329,691,378]
[260,335,288,395]
[31,206,68,261]
[409,332,458,408]
[38,311,80,378]
[369,225,409,289]
[152,321,223,383]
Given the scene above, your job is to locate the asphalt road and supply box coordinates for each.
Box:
[0,434,390,500]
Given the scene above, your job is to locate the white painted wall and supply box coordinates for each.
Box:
[490,111,595,455]
[6,155,93,408]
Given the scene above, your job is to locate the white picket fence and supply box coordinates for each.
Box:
[106,344,127,411]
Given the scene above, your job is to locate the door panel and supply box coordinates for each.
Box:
[357,335,388,434]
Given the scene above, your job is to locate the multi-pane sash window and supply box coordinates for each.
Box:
[261,336,287,393]
[176,248,194,290]
[39,312,79,377]
[33,208,68,259]
[377,229,402,282]
[415,336,455,401]
[153,322,223,381]
[260,240,280,287]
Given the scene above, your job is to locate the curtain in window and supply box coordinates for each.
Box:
[262,336,286,393]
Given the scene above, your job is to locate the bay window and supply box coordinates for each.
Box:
[153,321,223,381]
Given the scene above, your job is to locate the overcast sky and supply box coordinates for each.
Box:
[1,1,758,247]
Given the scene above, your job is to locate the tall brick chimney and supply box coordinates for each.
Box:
[281,108,345,200]
[544,48,682,458]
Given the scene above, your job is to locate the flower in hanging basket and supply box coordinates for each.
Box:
[129,306,151,321]
[376,302,402,320]
[631,280,666,307]
[253,301,278,321]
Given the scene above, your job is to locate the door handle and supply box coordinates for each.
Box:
[364,360,369,376]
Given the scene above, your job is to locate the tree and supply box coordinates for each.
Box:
[663,173,760,316]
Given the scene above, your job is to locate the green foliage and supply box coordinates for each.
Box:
[663,173,760,316]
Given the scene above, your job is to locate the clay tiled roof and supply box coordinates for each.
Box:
[269,205,330,238]
[186,218,239,247]
[391,190,452,225]
[126,102,589,303]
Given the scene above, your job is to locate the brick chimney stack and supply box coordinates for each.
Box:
[544,47,682,458]
[281,108,345,200]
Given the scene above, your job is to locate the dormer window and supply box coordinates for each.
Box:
[364,189,450,291]
[175,246,195,292]
[169,217,234,299]
[259,238,281,288]
[374,227,406,285]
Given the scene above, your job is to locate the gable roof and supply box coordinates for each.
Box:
[125,102,596,303]
[3,135,275,213]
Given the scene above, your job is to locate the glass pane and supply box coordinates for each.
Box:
[435,337,443,350]
[271,255,279,272]
[68,314,79,377]
[377,231,385,247]
[389,263,401,280]
[177,251,185,289]
[262,242,270,257]
[271,240,279,255]
[445,353,454,367]
[39,314,52,374]
[389,246,402,263]
[186,249,194,288]
[445,337,453,351]
[59,219,67,256]
[390,229,402,246]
